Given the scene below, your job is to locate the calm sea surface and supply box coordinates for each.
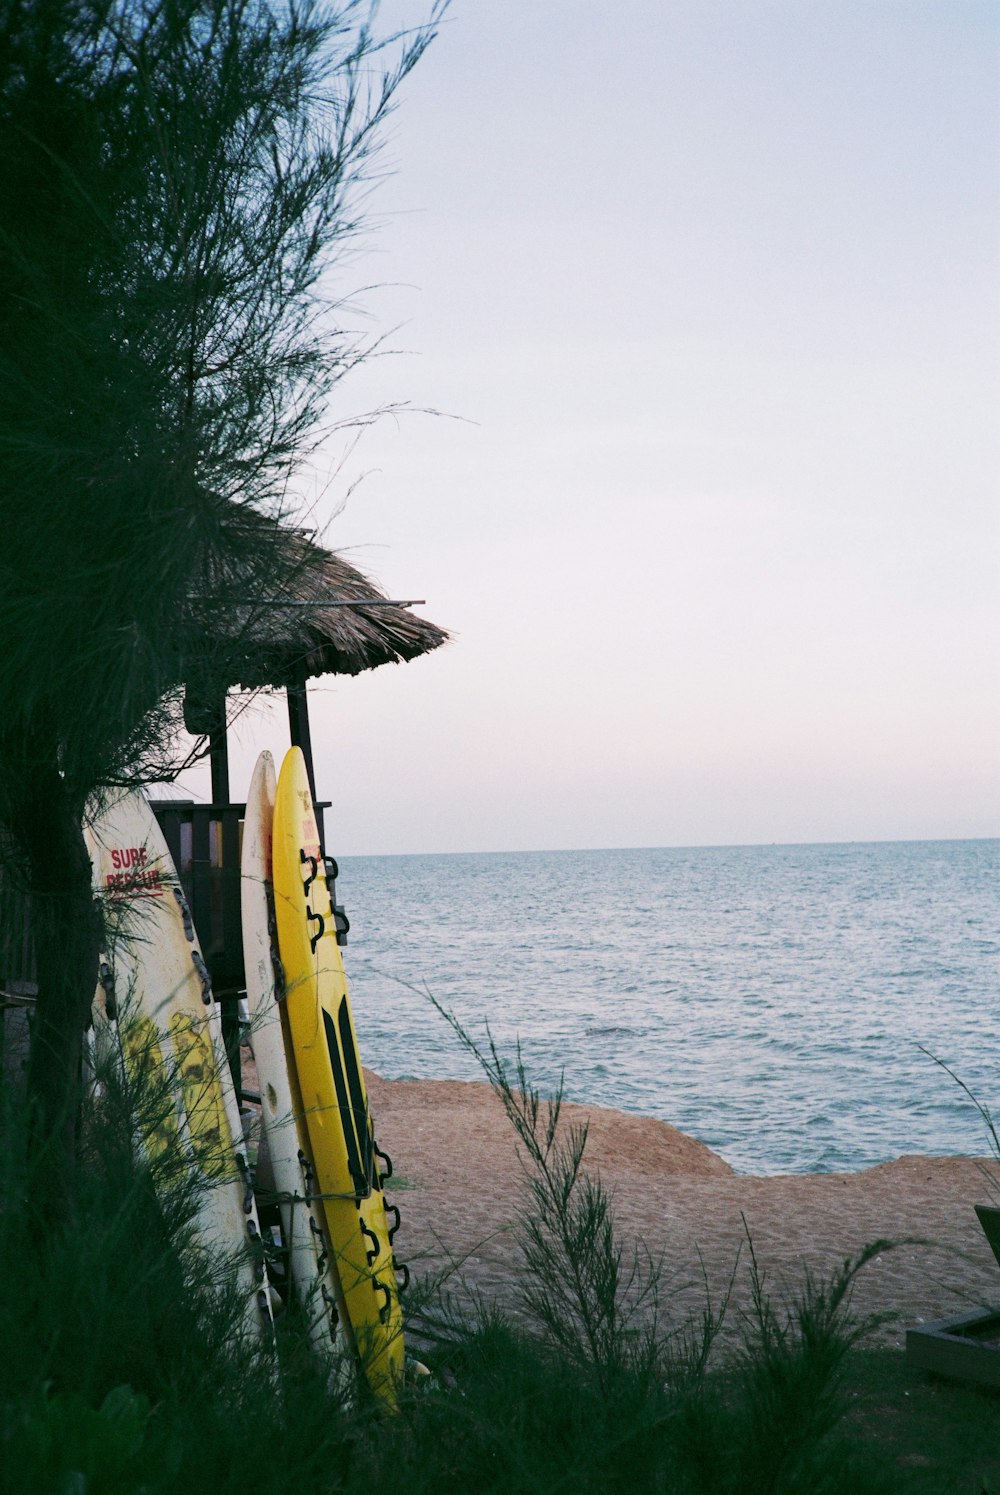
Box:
[336,841,998,1176]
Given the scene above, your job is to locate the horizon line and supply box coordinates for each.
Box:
[337,834,999,860]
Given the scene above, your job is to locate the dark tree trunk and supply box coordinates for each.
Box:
[15,754,100,1183]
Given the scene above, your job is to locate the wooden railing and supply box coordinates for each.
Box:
[151,801,247,995]
[151,799,329,995]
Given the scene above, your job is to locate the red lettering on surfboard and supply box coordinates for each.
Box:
[302,818,320,858]
[103,865,164,897]
[110,846,148,871]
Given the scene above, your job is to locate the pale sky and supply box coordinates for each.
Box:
[180,1,1000,854]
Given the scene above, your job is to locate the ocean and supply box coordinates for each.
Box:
[337,840,998,1176]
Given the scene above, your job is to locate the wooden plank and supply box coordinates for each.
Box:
[975,1205,1000,1272]
[906,1308,1000,1390]
[220,807,243,989]
[286,679,317,802]
[190,810,213,962]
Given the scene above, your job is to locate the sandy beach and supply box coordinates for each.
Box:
[7,1008,997,1350]
[364,1069,1000,1352]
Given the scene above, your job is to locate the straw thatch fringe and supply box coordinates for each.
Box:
[187,519,449,691]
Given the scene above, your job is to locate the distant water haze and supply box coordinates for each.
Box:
[173,2,1000,855]
[337,840,998,1176]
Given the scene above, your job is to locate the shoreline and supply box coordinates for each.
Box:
[368,1066,990,1182]
[365,1069,1000,1349]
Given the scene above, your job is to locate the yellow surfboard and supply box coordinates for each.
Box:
[271,748,404,1404]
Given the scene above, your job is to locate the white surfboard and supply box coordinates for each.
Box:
[241,751,349,1367]
[82,958,117,1101]
[85,790,272,1342]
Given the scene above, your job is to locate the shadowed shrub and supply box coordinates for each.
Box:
[0,1003,915,1495]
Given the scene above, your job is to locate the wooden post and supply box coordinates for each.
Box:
[286,674,318,803]
[184,685,230,806]
[208,704,230,805]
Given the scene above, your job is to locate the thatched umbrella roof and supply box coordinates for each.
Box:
[184,518,448,711]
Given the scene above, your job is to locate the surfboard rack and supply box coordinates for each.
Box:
[375,1144,393,1184]
[324,857,349,946]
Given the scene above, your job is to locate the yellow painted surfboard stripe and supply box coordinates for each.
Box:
[169,1013,235,1179]
[120,1014,180,1161]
